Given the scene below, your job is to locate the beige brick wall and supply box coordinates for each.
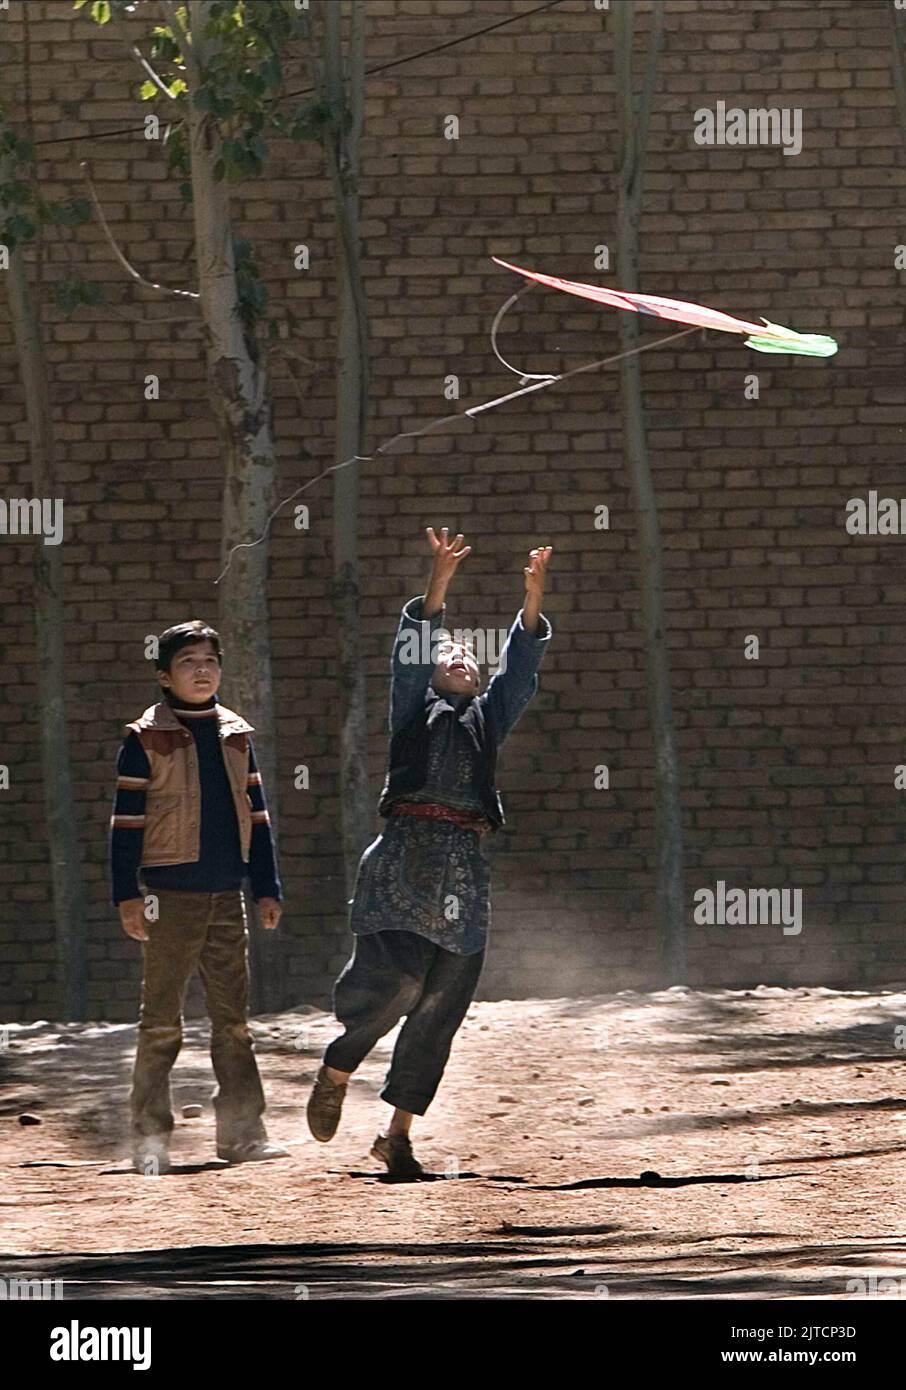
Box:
[1,0,904,1019]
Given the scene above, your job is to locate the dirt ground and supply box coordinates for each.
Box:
[3,984,906,1299]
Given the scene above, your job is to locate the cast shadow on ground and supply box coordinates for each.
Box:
[6,1233,903,1299]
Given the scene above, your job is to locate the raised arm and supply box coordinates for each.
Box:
[388,527,471,735]
[481,545,553,744]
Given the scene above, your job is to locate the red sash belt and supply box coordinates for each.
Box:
[390,800,492,838]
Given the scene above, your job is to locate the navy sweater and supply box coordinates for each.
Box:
[109,694,282,906]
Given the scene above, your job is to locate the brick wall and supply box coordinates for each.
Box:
[1,0,905,1020]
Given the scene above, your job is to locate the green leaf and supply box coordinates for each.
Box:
[222,137,245,165]
[46,197,91,228]
[90,0,112,24]
[151,33,179,63]
[55,277,105,313]
[140,80,158,101]
[290,101,331,142]
[241,71,266,99]
[3,213,36,244]
[0,179,33,207]
[260,57,282,89]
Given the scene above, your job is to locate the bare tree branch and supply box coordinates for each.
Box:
[267,342,330,377]
[264,345,324,446]
[127,40,180,99]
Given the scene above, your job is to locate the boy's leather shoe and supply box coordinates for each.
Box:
[306,1066,347,1142]
[371,1131,425,1179]
[132,1137,171,1175]
[217,1139,289,1164]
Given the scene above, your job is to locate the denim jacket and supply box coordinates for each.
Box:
[377,595,552,829]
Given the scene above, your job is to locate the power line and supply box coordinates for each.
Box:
[32,0,569,149]
[310,0,568,89]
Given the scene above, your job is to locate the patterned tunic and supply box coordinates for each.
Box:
[350,595,552,956]
[349,816,491,955]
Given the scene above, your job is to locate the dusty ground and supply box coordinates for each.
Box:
[3,985,906,1299]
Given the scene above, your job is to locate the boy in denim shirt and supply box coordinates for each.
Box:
[307,529,552,1176]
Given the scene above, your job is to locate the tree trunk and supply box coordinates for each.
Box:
[184,0,283,1012]
[319,0,372,897]
[5,229,88,1020]
[613,1,686,983]
[890,5,906,140]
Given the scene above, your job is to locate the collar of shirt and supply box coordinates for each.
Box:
[164,691,219,721]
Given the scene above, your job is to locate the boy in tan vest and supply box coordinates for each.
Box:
[110,620,287,1174]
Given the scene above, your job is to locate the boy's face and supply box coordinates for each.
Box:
[431,641,481,697]
[158,639,222,703]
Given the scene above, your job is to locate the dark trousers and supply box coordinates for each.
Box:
[130,889,268,1152]
[323,929,485,1115]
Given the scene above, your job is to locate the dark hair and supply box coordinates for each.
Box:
[155,620,223,672]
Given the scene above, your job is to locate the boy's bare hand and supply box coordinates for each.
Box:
[427,526,471,577]
[258,897,282,930]
[424,527,471,616]
[120,899,149,942]
[524,545,553,602]
[522,545,552,634]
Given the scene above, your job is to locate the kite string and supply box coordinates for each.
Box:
[212,319,700,586]
[489,283,556,382]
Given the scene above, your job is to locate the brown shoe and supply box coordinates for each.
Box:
[307,1065,347,1143]
[371,1131,424,1179]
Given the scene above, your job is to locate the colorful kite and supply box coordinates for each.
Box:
[218,258,835,584]
[492,257,838,358]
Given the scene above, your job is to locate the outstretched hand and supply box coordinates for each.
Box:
[522,545,552,633]
[427,526,471,575]
[424,526,471,616]
[524,545,552,604]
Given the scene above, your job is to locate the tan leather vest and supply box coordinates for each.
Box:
[126,701,254,868]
